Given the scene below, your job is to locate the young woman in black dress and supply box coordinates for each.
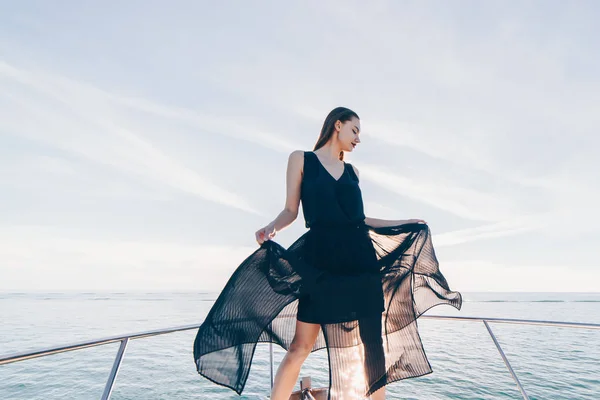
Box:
[194,107,461,400]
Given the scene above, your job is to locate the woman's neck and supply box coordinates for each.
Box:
[315,144,342,163]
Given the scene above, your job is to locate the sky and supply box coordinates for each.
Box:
[1,1,599,292]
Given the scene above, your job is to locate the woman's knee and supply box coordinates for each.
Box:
[287,340,313,359]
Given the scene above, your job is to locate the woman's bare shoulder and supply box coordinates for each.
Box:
[287,150,306,172]
[289,149,306,160]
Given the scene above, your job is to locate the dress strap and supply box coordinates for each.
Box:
[345,162,359,182]
[303,151,318,179]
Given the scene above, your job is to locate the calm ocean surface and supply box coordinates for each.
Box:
[1,292,599,400]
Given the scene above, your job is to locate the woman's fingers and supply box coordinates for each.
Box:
[255,224,277,245]
[255,230,264,245]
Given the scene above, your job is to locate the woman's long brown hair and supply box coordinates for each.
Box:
[313,107,359,161]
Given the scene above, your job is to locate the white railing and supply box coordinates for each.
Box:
[2,315,599,400]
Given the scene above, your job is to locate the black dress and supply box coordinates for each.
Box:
[193,151,462,399]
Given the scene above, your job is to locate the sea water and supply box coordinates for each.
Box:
[1,292,599,399]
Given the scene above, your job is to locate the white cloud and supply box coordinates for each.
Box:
[0,1,598,291]
[0,225,256,291]
[0,62,260,214]
[114,96,303,153]
[434,215,552,247]
[360,162,519,222]
[441,260,600,292]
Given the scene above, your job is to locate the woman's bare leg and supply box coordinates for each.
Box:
[370,386,386,400]
[270,320,321,400]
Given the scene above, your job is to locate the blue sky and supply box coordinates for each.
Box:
[1,1,598,291]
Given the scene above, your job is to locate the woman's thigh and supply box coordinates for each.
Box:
[290,319,321,349]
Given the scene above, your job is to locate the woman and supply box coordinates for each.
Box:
[194,107,462,400]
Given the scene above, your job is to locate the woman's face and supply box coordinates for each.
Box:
[335,117,361,152]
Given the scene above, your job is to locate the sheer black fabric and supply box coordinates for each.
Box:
[193,152,462,399]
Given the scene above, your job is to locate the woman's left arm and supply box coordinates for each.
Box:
[364,216,426,228]
[351,164,426,228]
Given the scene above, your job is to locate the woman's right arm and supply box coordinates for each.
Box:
[255,150,304,244]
